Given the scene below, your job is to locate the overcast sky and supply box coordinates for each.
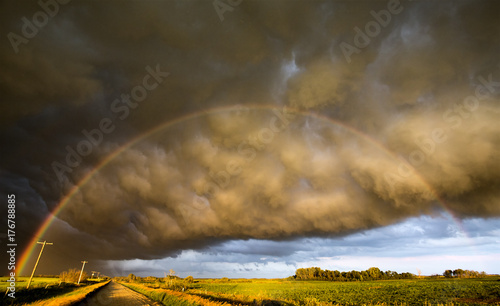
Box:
[1,0,499,278]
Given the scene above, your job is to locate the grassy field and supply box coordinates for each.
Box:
[1,277,109,306]
[126,277,500,306]
[0,277,60,291]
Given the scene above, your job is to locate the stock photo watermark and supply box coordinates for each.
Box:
[340,0,405,64]
[179,106,296,223]
[213,0,242,22]
[7,0,71,54]
[6,194,17,299]
[384,68,500,191]
[51,64,169,183]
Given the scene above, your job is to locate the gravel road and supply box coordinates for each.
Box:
[77,281,163,306]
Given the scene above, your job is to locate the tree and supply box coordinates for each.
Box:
[453,269,464,278]
[60,269,88,283]
[367,267,381,280]
[351,270,361,281]
[443,270,453,278]
[144,276,157,282]
[386,270,398,279]
[295,268,308,280]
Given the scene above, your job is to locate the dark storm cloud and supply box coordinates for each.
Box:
[1,0,499,275]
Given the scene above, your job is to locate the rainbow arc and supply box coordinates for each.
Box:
[18,105,467,275]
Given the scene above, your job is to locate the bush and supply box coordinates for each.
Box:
[162,279,187,291]
[185,276,194,283]
[60,268,88,283]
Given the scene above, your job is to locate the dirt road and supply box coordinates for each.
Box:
[78,281,162,306]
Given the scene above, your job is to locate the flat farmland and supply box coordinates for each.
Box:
[128,277,500,306]
[0,277,60,291]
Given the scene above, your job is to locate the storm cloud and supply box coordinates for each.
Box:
[1,0,499,276]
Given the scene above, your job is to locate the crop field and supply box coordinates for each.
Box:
[128,277,500,306]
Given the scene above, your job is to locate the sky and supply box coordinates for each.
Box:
[1,0,499,278]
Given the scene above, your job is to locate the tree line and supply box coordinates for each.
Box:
[292,267,415,281]
[292,267,489,281]
[443,269,487,278]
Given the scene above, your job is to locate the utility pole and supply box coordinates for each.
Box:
[27,241,53,289]
[78,261,88,285]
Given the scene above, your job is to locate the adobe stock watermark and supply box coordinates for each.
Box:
[213,0,242,22]
[340,0,405,64]
[179,106,296,223]
[51,64,169,183]
[7,0,71,54]
[384,68,500,191]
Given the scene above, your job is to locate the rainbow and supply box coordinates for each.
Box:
[17,104,466,275]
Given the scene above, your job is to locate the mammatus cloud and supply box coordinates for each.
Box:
[1,0,499,275]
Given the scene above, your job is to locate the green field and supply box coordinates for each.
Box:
[192,278,500,305]
[8,276,498,305]
[0,277,60,291]
[129,277,500,306]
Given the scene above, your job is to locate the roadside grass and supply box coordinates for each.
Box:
[121,282,231,306]
[0,277,60,291]
[27,280,109,306]
[1,280,109,306]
